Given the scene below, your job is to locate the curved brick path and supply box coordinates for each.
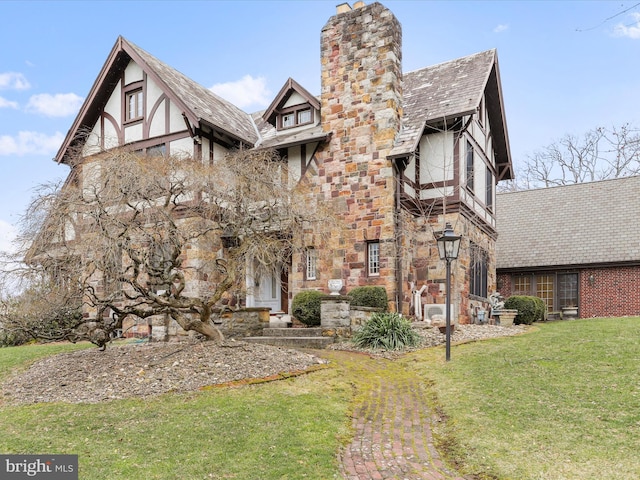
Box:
[320,351,473,480]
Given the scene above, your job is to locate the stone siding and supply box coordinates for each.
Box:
[305,2,403,309]
[402,213,498,324]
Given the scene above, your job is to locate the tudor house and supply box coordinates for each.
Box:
[52,1,512,334]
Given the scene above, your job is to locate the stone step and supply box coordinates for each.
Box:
[263,327,323,337]
[244,335,334,349]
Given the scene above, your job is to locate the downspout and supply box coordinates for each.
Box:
[394,157,406,314]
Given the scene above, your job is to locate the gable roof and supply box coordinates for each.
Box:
[262,77,321,125]
[496,176,640,270]
[390,49,512,180]
[55,36,258,165]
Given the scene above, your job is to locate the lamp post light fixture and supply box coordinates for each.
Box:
[436,222,461,361]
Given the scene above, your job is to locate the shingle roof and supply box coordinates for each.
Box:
[496,176,640,270]
[125,38,258,145]
[55,37,259,164]
[391,50,494,155]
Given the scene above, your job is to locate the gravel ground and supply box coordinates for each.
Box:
[1,324,527,405]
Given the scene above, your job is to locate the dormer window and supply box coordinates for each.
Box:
[263,78,321,132]
[277,105,313,130]
[282,113,295,128]
[297,109,311,124]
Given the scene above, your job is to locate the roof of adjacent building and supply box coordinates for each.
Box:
[496,176,640,270]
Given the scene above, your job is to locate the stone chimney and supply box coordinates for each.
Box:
[318,2,403,294]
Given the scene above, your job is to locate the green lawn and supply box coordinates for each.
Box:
[0,343,351,479]
[1,318,639,479]
[410,317,640,479]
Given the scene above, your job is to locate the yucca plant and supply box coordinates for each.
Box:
[352,312,421,351]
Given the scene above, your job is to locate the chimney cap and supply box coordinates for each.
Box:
[336,2,352,14]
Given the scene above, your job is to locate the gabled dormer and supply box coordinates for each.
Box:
[262,78,320,132]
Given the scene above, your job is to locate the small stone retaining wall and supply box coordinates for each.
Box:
[320,295,381,339]
[139,308,270,341]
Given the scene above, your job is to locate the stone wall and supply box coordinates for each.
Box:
[320,295,381,339]
[402,213,498,324]
[309,1,403,309]
[217,308,270,339]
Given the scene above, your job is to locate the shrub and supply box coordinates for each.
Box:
[533,296,547,322]
[291,290,324,326]
[504,295,541,325]
[0,327,30,347]
[352,312,421,351]
[348,286,388,311]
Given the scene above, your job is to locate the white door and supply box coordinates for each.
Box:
[247,262,282,313]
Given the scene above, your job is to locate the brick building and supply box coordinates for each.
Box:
[53,1,513,330]
[496,176,640,318]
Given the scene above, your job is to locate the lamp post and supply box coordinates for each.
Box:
[437,222,461,361]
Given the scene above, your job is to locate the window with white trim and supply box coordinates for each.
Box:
[306,248,317,280]
[277,106,313,130]
[126,89,143,121]
[367,241,380,276]
[282,113,295,128]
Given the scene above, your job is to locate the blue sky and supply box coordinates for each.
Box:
[1,0,639,251]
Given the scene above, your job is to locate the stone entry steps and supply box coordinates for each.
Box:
[244,327,335,349]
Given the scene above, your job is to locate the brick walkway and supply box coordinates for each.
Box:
[321,351,473,480]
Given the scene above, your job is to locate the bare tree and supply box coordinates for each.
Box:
[1,148,334,348]
[499,123,640,191]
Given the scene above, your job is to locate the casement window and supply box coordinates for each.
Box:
[470,243,488,298]
[306,248,318,280]
[513,273,578,312]
[297,109,311,124]
[486,166,493,209]
[466,140,474,192]
[282,113,295,128]
[367,241,380,276]
[278,106,313,130]
[126,89,143,121]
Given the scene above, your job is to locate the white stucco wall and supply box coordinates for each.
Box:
[124,61,143,85]
[420,131,454,184]
[169,137,194,158]
[147,79,166,138]
[284,92,306,108]
[287,145,302,182]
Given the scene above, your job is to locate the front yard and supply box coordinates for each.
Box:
[0,317,638,479]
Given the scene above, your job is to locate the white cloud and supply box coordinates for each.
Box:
[493,24,509,33]
[210,75,271,109]
[613,12,640,39]
[0,72,30,90]
[0,131,65,156]
[26,93,84,117]
[0,96,18,109]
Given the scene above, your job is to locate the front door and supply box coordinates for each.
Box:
[246,261,282,313]
[254,268,281,312]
